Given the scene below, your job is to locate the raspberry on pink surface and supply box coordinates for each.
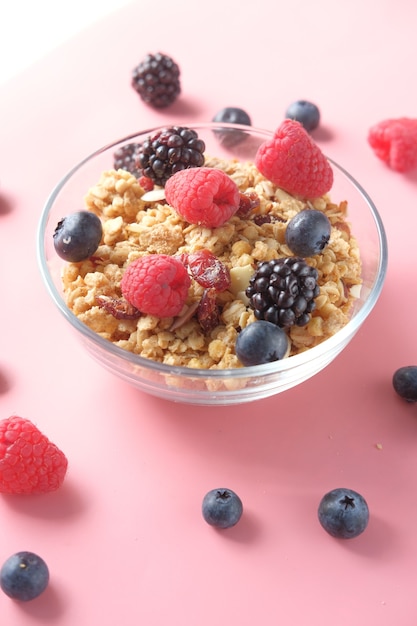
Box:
[368,117,417,172]
[0,416,68,495]
[121,254,191,318]
[255,119,333,198]
[164,167,240,228]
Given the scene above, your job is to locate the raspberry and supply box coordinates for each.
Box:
[131,52,181,109]
[255,119,333,198]
[121,254,191,318]
[368,117,417,172]
[165,167,240,227]
[0,416,68,494]
[138,175,154,191]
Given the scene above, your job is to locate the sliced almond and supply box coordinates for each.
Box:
[141,188,166,202]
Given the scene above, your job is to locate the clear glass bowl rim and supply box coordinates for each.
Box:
[36,122,388,380]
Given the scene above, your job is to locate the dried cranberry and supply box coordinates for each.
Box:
[197,288,220,333]
[96,295,141,320]
[186,250,231,292]
[236,191,260,218]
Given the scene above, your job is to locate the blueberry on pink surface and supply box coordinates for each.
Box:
[393,366,417,402]
[318,488,369,539]
[202,488,243,528]
[285,100,320,132]
[0,552,49,601]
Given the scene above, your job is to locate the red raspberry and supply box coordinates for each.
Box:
[121,254,191,318]
[255,119,333,198]
[164,167,240,228]
[368,117,417,172]
[0,416,68,494]
[138,175,154,191]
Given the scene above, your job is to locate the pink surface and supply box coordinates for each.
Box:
[0,1,416,623]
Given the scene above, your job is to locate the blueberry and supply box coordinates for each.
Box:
[235,320,290,366]
[285,100,320,132]
[393,366,417,402]
[202,488,243,529]
[318,488,369,539]
[0,552,49,601]
[285,209,331,257]
[53,210,103,262]
[212,107,251,126]
[212,107,251,148]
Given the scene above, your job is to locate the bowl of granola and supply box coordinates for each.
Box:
[37,122,387,405]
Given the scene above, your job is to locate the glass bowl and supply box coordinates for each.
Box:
[37,123,388,405]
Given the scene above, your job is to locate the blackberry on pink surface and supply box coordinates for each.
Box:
[136,126,205,186]
[131,52,181,108]
[246,257,320,328]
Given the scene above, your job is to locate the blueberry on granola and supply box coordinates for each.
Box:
[53,211,102,262]
[202,488,243,529]
[236,320,290,366]
[285,209,331,257]
[246,257,320,328]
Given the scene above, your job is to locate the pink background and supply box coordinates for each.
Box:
[1,0,417,624]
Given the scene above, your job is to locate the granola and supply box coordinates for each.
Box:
[61,156,361,370]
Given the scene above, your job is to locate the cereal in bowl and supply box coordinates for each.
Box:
[58,123,362,371]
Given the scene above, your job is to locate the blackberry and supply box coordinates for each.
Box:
[113,142,141,176]
[246,257,320,328]
[136,126,205,186]
[131,52,181,108]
